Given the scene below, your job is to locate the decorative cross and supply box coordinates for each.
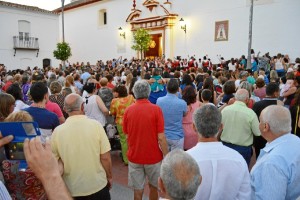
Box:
[132,0,136,10]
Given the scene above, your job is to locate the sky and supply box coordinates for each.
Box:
[4,0,72,11]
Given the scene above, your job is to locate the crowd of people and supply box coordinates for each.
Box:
[0,51,300,200]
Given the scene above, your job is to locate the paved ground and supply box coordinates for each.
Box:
[110,151,149,200]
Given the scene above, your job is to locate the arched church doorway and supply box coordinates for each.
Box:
[145,34,162,59]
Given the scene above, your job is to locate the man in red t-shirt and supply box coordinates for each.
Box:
[123,80,168,200]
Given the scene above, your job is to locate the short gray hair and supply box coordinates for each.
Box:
[193,105,221,138]
[64,94,83,113]
[160,149,201,200]
[235,88,249,101]
[260,105,291,135]
[238,81,252,97]
[133,80,151,99]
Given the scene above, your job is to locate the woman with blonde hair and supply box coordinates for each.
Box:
[125,73,133,93]
[0,93,15,121]
[64,75,78,94]
[4,110,33,122]
[269,70,279,83]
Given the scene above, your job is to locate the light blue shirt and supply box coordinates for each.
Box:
[250,134,300,200]
[0,181,11,200]
[156,93,187,140]
[80,72,91,84]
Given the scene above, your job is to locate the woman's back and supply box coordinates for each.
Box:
[84,95,106,126]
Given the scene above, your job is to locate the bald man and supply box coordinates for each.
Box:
[221,89,261,166]
[159,149,201,200]
[51,94,112,199]
[251,105,300,199]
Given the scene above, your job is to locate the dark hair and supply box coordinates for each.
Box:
[223,80,236,94]
[182,85,196,105]
[167,78,179,94]
[22,75,29,85]
[203,78,214,91]
[195,75,204,85]
[74,73,80,81]
[181,74,193,86]
[6,83,23,101]
[83,82,96,93]
[115,85,128,98]
[255,78,265,88]
[30,82,48,102]
[266,82,279,96]
[153,68,162,76]
[129,77,138,96]
[281,76,287,84]
[106,74,113,82]
[144,73,151,80]
[201,89,212,101]
[162,71,170,78]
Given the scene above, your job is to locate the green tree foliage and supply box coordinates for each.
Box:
[53,42,72,62]
[131,28,151,59]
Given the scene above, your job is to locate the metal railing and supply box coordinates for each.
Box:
[13,36,39,49]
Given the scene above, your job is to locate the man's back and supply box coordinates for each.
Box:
[123,99,164,164]
[251,134,300,200]
[23,107,59,131]
[156,93,187,140]
[221,101,260,146]
[188,142,251,200]
[51,115,110,196]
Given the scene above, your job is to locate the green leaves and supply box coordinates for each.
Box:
[131,28,151,58]
[53,42,72,62]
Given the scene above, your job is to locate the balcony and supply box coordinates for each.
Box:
[13,36,39,57]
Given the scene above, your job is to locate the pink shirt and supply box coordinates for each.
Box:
[183,101,200,150]
[46,101,63,118]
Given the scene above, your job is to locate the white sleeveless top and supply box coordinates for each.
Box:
[83,95,106,126]
[275,58,284,70]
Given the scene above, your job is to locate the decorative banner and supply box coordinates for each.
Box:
[215,20,229,42]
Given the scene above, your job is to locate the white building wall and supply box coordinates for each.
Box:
[61,0,300,64]
[0,6,59,70]
[172,0,300,63]
[60,0,135,65]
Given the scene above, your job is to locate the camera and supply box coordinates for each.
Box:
[0,122,41,160]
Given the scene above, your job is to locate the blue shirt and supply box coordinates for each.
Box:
[250,134,300,200]
[23,107,59,130]
[149,87,167,104]
[156,93,187,140]
[75,80,83,91]
[80,72,91,84]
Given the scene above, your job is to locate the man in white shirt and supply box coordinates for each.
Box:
[187,105,251,200]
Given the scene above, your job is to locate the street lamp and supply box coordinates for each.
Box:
[179,18,187,34]
[61,0,65,43]
[118,27,126,39]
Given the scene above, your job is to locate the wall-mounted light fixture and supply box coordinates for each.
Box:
[118,27,126,39]
[179,18,186,34]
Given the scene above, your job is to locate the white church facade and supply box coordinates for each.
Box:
[56,0,300,65]
[0,1,59,70]
[1,0,300,70]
